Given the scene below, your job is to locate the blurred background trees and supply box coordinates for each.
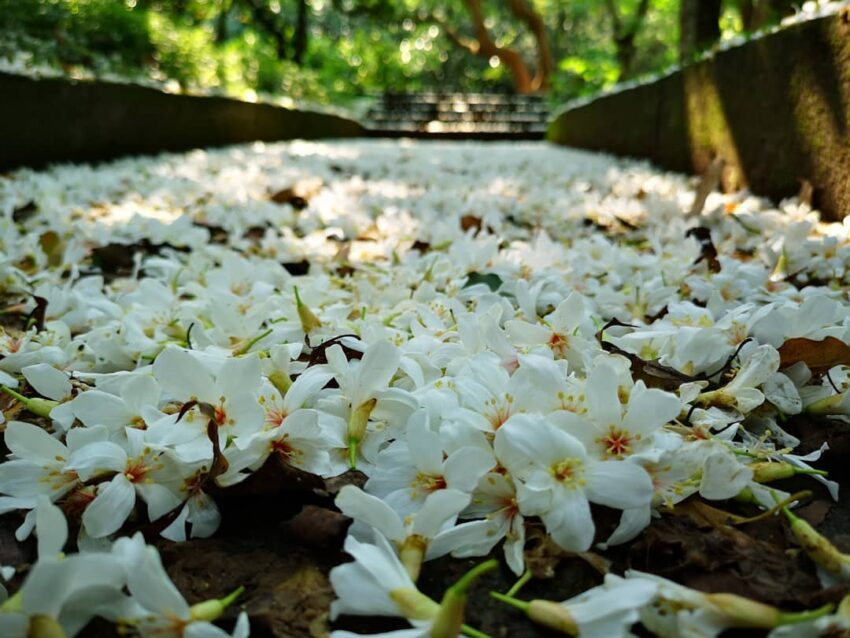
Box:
[0,0,800,106]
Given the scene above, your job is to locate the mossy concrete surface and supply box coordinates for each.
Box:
[0,72,364,171]
[548,12,850,221]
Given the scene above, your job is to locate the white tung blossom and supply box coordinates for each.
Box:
[0,139,845,636]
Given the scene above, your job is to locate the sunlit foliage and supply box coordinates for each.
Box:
[0,0,777,104]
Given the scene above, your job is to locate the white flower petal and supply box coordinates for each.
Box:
[585,460,653,510]
[22,364,71,401]
[35,495,67,558]
[622,386,682,435]
[587,361,622,428]
[70,391,135,429]
[66,441,128,480]
[82,474,136,538]
[406,411,443,475]
[411,489,470,538]
[544,488,594,552]
[120,538,190,617]
[700,451,753,500]
[336,486,405,542]
[495,414,586,477]
[443,446,494,492]
[4,421,66,462]
[153,347,215,402]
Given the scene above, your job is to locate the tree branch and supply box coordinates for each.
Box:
[419,11,480,55]
[422,1,533,93]
[240,0,290,60]
[461,0,532,92]
[626,0,652,37]
[603,0,623,35]
[505,0,554,91]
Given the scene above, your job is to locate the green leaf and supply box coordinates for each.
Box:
[464,272,502,292]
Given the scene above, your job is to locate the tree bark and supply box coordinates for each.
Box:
[604,0,651,80]
[423,1,534,93]
[734,0,796,30]
[241,0,290,60]
[505,0,554,91]
[216,0,232,43]
[462,0,533,93]
[679,0,722,63]
[293,0,309,65]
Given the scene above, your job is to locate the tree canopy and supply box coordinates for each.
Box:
[0,0,798,105]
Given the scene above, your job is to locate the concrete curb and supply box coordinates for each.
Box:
[0,72,365,171]
[548,12,850,220]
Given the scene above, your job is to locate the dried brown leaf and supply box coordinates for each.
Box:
[689,157,725,216]
[686,226,721,273]
[778,336,850,373]
[270,180,322,210]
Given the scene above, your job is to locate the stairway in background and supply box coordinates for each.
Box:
[364,92,550,140]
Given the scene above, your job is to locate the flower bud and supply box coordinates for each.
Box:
[29,615,68,638]
[527,600,578,635]
[1,386,59,418]
[805,392,849,416]
[347,398,377,469]
[491,592,578,635]
[695,389,735,409]
[749,462,796,483]
[1,590,22,612]
[734,486,757,504]
[431,560,497,638]
[837,593,850,619]
[389,588,440,620]
[268,371,292,397]
[294,286,322,333]
[189,586,244,622]
[429,593,465,638]
[704,593,780,628]
[399,534,428,582]
[769,250,788,283]
[783,506,850,578]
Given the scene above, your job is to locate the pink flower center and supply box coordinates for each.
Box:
[598,427,634,457]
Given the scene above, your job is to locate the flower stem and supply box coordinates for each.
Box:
[189,585,245,621]
[430,560,498,638]
[1,386,27,403]
[0,386,59,418]
[460,624,491,638]
[796,467,829,477]
[505,570,532,597]
[490,591,530,612]
[452,559,499,595]
[777,603,834,625]
[220,585,245,609]
[348,438,358,470]
[735,490,812,524]
[233,328,273,356]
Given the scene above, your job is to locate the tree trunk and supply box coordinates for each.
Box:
[463,0,533,93]
[679,0,722,63]
[293,0,309,65]
[241,0,290,60]
[425,0,540,93]
[735,0,796,30]
[614,34,638,80]
[604,0,651,81]
[734,0,757,30]
[216,0,232,43]
[505,0,554,91]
